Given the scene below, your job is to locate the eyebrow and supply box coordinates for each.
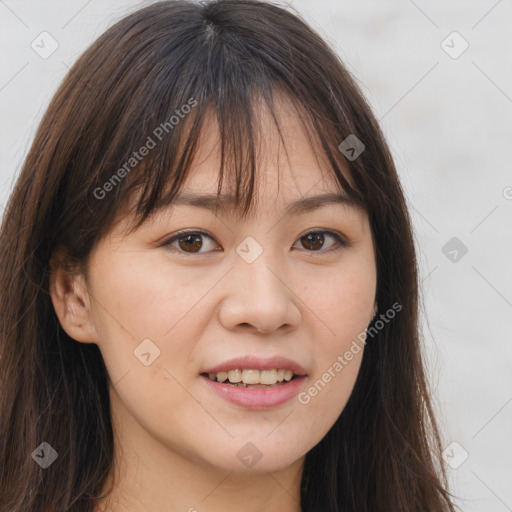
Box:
[160,191,362,216]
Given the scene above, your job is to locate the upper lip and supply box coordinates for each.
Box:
[201,356,307,376]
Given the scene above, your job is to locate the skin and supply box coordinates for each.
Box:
[50,94,377,512]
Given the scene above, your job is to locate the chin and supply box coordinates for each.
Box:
[199,438,308,474]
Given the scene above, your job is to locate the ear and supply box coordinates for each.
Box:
[49,247,99,344]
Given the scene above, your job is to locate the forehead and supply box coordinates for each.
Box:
[111,91,364,238]
[171,94,355,209]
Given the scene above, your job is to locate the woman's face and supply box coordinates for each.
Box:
[63,99,377,476]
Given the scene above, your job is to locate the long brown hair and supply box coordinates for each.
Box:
[0,1,459,510]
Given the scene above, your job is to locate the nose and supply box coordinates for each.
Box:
[218,254,301,335]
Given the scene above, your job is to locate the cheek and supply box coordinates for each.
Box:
[295,252,374,430]
[89,253,215,450]
[297,332,364,444]
[305,251,376,346]
[90,253,215,342]
[295,354,362,451]
[88,253,218,394]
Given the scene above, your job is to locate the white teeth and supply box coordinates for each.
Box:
[259,369,277,384]
[227,369,242,383]
[208,368,296,385]
[216,371,228,383]
[242,369,260,385]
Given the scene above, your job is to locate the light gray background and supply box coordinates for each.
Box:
[1,1,511,510]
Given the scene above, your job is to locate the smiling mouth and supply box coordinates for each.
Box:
[200,368,298,388]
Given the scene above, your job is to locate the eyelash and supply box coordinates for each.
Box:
[160,229,351,256]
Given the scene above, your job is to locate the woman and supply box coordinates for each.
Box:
[0,1,458,510]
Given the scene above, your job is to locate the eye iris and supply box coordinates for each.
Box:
[179,234,203,253]
[302,232,324,250]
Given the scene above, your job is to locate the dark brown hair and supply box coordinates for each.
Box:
[0,1,459,510]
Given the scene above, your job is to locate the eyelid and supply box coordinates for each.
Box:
[294,230,352,254]
[160,229,219,254]
[160,228,351,255]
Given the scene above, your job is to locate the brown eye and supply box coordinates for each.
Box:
[178,233,203,253]
[161,229,349,256]
[301,232,325,250]
[161,230,219,255]
[295,230,348,252]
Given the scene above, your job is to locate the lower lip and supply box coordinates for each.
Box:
[200,375,307,410]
